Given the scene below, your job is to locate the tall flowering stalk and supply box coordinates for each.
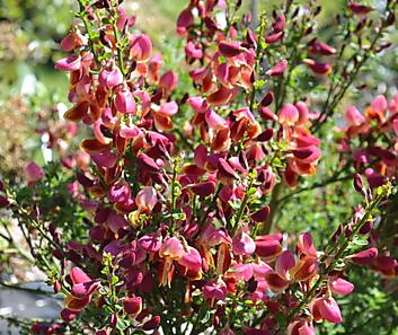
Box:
[1,0,398,334]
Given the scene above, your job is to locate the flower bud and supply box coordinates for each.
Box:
[311,297,343,323]
[329,277,354,296]
[266,59,288,77]
[348,247,378,265]
[123,296,142,316]
[114,88,136,114]
[218,41,243,57]
[0,195,9,208]
[142,316,161,330]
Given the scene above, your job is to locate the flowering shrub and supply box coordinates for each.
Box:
[1,0,398,334]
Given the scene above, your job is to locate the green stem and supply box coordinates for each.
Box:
[260,182,282,234]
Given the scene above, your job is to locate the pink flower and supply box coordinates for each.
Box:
[371,95,388,114]
[203,281,227,301]
[190,181,216,197]
[304,59,332,75]
[311,297,343,324]
[24,162,44,184]
[135,187,158,213]
[65,267,99,313]
[177,246,203,277]
[226,263,254,282]
[265,31,284,44]
[348,247,378,265]
[55,55,81,71]
[130,34,152,61]
[272,15,286,32]
[295,101,310,125]
[329,277,354,296]
[108,181,131,205]
[287,320,315,335]
[185,41,203,59]
[138,234,162,253]
[348,2,373,15]
[114,88,136,114]
[345,106,365,127]
[292,146,321,164]
[232,232,256,256]
[142,316,161,330]
[308,40,336,55]
[297,233,317,257]
[176,7,193,35]
[255,234,283,260]
[159,237,185,260]
[208,86,233,106]
[279,104,299,126]
[251,206,271,222]
[123,295,142,316]
[205,109,227,129]
[275,250,295,278]
[218,41,243,58]
[159,70,178,94]
[99,67,123,89]
[266,59,288,77]
[60,31,86,51]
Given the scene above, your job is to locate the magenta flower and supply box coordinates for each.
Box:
[135,187,158,213]
[136,237,159,257]
[303,59,332,75]
[55,54,81,72]
[24,161,44,185]
[123,295,142,316]
[142,315,161,330]
[185,41,203,60]
[250,207,271,223]
[311,297,343,324]
[203,280,227,302]
[287,320,315,335]
[114,88,136,114]
[279,104,299,126]
[345,105,365,127]
[60,31,86,52]
[176,7,194,35]
[308,39,336,55]
[348,2,373,15]
[329,277,354,296]
[255,234,283,260]
[64,267,99,313]
[232,232,256,256]
[129,34,152,61]
[218,41,243,58]
[108,180,132,205]
[159,70,178,94]
[99,67,123,89]
[266,59,288,77]
[177,246,203,279]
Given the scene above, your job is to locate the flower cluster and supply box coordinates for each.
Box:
[2,0,397,334]
[340,94,398,189]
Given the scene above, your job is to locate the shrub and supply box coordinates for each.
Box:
[1,0,398,334]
